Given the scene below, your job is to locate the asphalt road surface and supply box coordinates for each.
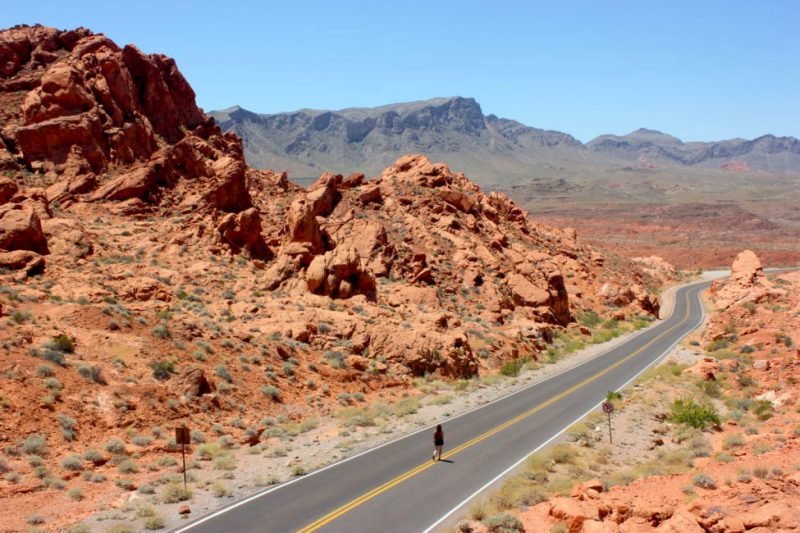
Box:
[177,281,708,533]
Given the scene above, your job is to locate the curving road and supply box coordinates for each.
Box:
[176,281,708,533]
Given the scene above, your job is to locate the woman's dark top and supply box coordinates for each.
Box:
[434,429,444,446]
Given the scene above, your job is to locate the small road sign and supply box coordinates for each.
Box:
[175,426,190,490]
[602,402,614,443]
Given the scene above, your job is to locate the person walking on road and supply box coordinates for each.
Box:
[432,424,444,461]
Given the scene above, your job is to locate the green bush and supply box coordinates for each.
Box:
[48,334,75,353]
[752,399,774,420]
[149,361,175,380]
[578,311,602,327]
[161,483,192,503]
[500,360,523,377]
[670,398,720,429]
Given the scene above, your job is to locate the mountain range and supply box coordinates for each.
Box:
[210,97,800,184]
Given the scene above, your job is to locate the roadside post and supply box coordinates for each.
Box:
[602,401,614,444]
[175,426,190,491]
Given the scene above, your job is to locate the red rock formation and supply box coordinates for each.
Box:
[709,249,782,309]
[1,24,252,212]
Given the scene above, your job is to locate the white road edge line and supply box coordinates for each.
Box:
[175,280,708,532]
[422,284,706,533]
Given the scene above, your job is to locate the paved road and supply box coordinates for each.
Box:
[177,281,708,533]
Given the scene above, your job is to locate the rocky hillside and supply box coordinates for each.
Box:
[461,251,800,532]
[210,98,800,182]
[0,25,669,529]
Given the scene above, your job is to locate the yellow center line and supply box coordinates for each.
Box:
[297,289,695,533]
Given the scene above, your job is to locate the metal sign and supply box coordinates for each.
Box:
[175,427,190,445]
[175,426,190,491]
[602,402,614,444]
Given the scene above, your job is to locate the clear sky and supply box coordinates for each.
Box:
[3,1,798,142]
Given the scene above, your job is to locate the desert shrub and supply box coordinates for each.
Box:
[737,373,756,387]
[62,455,83,471]
[149,360,175,380]
[740,344,756,354]
[212,482,231,498]
[292,465,306,476]
[43,377,63,391]
[21,434,47,455]
[76,365,106,384]
[548,443,577,465]
[751,399,774,420]
[0,457,8,474]
[215,364,233,383]
[705,339,729,352]
[40,348,67,366]
[83,449,103,463]
[49,334,75,353]
[698,379,721,398]
[68,488,84,501]
[500,360,523,377]
[26,514,45,525]
[58,413,78,441]
[753,443,773,455]
[214,454,236,471]
[261,385,281,401]
[578,311,602,327]
[132,435,153,447]
[161,483,192,503]
[118,459,139,473]
[104,438,126,454]
[753,466,769,479]
[116,478,135,490]
[338,407,376,427]
[144,515,165,530]
[157,455,178,467]
[692,472,717,489]
[151,324,170,339]
[35,365,55,378]
[723,433,745,449]
[391,397,419,416]
[483,512,524,533]
[670,398,720,429]
[183,429,203,444]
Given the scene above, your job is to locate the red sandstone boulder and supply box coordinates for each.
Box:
[305,245,376,299]
[0,178,19,204]
[217,207,271,260]
[0,203,48,254]
[0,250,45,276]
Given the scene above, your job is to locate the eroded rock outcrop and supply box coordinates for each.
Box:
[709,249,782,309]
[1,25,252,212]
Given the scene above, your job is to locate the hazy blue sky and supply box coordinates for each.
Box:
[3,1,798,142]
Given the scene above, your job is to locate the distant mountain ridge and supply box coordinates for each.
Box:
[209,97,800,183]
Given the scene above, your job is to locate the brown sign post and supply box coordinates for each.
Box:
[602,401,614,444]
[175,427,190,491]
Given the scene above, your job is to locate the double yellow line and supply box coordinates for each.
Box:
[298,289,696,532]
